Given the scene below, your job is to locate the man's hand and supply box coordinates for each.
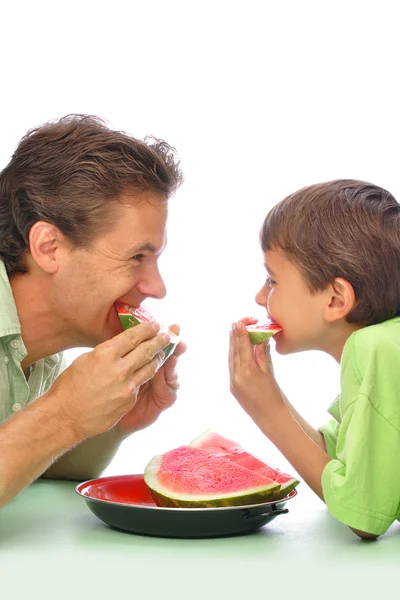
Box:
[116,324,186,435]
[48,321,171,441]
[229,321,284,424]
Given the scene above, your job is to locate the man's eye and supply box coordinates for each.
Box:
[131,253,144,262]
[266,276,276,288]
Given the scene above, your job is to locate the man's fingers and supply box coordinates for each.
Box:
[120,330,170,374]
[164,355,179,389]
[168,323,180,336]
[129,352,165,393]
[167,323,187,357]
[106,321,162,358]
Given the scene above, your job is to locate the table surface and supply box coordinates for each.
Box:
[0,478,398,599]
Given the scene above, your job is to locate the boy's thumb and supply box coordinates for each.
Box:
[255,341,274,375]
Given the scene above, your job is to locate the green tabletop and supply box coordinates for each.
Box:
[0,479,398,599]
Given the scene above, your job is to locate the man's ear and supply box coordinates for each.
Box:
[28,221,65,274]
[324,277,356,322]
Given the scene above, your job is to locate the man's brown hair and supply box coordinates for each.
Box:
[0,114,183,275]
[261,179,400,326]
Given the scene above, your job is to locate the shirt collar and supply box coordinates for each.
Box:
[0,260,22,337]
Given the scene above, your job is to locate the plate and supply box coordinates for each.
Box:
[75,474,297,538]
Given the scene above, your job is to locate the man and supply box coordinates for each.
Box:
[0,114,185,507]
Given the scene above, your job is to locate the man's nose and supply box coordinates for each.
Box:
[138,269,167,300]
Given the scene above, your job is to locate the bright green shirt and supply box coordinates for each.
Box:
[0,260,66,423]
[319,317,400,535]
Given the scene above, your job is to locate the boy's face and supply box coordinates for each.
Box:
[255,247,331,355]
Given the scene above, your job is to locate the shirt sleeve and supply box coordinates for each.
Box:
[318,418,339,460]
[43,352,67,393]
[321,392,400,535]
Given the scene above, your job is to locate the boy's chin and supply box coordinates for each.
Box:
[273,338,299,355]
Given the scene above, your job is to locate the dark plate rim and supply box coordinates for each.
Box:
[75,474,298,512]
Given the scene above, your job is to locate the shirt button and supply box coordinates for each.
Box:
[4,357,9,364]
[11,339,20,349]
[12,403,22,413]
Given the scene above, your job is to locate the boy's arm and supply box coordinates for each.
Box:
[259,404,377,540]
[229,324,378,540]
[280,392,327,451]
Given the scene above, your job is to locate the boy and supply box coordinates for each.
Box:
[229,179,400,540]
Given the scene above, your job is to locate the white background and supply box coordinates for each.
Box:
[1,0,399,477]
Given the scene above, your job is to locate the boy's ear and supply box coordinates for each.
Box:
[28,221,65,274]
[324,277,356,322]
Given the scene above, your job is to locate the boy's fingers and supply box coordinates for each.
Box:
[233,322,253,367]
[228,329,236,374]
[239,316,258,326]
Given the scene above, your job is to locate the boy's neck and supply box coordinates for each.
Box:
[324,321,364,363]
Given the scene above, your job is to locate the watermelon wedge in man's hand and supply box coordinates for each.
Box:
[116,302,180,365]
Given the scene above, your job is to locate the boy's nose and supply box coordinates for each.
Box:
[255,284,268,307]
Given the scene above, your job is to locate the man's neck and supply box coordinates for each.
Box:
[10,271,69,370]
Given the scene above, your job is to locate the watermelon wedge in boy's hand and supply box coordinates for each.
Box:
[116,302,179,366]
[245,322,282,345]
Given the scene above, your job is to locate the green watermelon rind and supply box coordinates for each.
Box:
[144,454,281,508]
[118,313,179,362]
[273,479,299,500]
[246,328,280,346]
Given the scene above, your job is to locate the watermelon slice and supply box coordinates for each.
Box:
[144,446,281,508]
[189,431,299,498]
[246,322,282,345]
[116,302,179,364]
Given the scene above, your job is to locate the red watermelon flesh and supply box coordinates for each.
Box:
[144,445,281,508]
[189,431,299,496]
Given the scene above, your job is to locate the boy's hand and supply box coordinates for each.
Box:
[229,321,283,424]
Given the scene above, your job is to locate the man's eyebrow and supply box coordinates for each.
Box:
[129,242,165,255]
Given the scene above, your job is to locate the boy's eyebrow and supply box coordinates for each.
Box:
[264,263,275,275]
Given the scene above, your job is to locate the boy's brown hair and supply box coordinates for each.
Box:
[261,179,400,326]
[0,114,183,276]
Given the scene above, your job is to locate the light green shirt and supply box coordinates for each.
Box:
[319,317,400,535]
[0,260,66,423]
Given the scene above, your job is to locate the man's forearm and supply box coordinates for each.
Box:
[0,392,79,507]
[41,427,125,481]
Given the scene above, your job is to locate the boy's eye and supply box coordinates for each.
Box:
[266,276,276,288]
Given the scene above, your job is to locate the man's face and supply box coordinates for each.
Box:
[54,193,168,347]
[255,247,330,355]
